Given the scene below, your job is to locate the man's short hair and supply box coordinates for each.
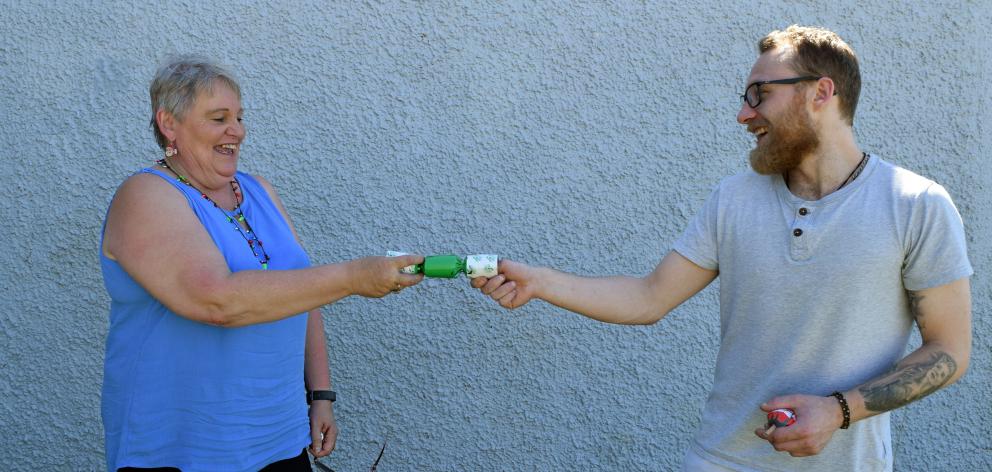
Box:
[760,25,861,125]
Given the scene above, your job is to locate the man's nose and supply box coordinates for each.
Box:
[737,101,757,124]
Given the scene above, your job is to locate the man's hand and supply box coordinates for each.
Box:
[754,394,843,457]
[470,259,540,309]
[309,400,338,458]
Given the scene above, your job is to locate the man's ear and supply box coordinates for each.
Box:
[811,77,836,109]
[156,109,177,143]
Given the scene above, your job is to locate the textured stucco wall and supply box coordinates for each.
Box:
[2,1,989,470]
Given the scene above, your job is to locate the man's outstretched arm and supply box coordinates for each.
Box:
[471,250,718,325]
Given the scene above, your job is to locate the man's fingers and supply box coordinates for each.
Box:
[482,275,506,295]
[754,426,773,441]
[766,422,804,442]
[757,426,820,457]
[758,425,802,445]
[498,290,518,309]
[490,281,517,300]
[471,277,488,288]
[772,438,815,457]
[761,396,799,412]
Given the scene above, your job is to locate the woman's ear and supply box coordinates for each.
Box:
[156,109,177,142]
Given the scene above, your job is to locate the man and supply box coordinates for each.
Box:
[472,25,972,471]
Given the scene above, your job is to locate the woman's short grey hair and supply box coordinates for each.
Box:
[149,55,241,149]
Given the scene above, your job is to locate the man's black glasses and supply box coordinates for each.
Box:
[741,76,822,108]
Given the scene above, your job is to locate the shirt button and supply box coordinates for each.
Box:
[793,228,803,237]
[799,208,809,216]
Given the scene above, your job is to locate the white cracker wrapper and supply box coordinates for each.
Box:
[386,251,420,274]
[465,254,498,278]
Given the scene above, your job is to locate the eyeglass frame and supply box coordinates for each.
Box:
[740,76,827,109]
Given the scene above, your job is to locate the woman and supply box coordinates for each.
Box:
[100,56,423,471]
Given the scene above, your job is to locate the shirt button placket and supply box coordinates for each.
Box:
[794,207,809,237]
[790,206,810,259]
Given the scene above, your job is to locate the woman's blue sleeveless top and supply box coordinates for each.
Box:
[101,169,310,471]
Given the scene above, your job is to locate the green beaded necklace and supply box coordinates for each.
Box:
[158,158,270,269]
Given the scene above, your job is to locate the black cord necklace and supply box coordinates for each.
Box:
[835,152,869,193]
[784,151,870,198]
[157,158,271,269]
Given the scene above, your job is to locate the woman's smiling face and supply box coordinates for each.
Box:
[169,81,245,182]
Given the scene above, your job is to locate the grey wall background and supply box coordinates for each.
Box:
[1,1,989,470]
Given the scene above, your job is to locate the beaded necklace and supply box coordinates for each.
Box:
[157,158,270,269]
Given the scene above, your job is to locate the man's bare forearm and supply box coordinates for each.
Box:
[846,285,971,421]
[535,251,717,325]
[536,269,662,325]
[857,348,957,413]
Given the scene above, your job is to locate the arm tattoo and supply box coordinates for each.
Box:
[859,351,957,413]
[908,290,927,334]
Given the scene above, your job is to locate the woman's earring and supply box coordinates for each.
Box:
[165,143,178,158]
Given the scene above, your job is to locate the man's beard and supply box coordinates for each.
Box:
[749,100,820,175]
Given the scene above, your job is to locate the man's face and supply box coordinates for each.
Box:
[737,47,820,175]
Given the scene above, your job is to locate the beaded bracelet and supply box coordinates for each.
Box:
[830,391,851,429]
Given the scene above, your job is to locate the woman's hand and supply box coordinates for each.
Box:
[309,400,338,458]
[348,254,425,298]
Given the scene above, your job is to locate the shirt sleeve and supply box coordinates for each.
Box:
[673,182,721,271]
[902,183,973,290]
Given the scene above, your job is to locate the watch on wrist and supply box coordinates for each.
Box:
[306,390,337,405]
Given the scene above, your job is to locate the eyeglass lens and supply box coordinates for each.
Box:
[744,83,761,108]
